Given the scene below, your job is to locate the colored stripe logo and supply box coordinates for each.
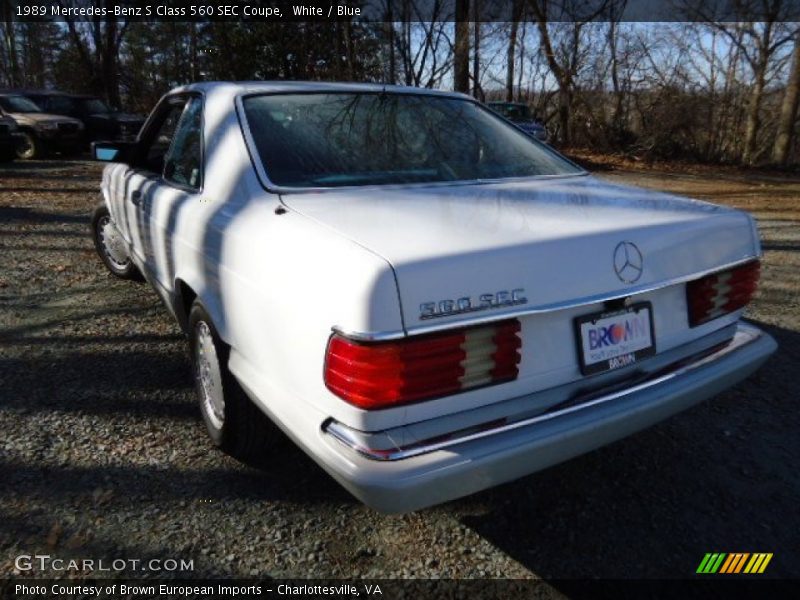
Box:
[697,553,773,574]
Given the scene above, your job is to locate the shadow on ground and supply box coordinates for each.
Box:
[458,320,798,580]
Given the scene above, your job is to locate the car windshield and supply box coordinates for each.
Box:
[243,93,580,188]
[490,103,531,121]
[46,96,77,114]
[0,95,42,113]
[83,98,111,113]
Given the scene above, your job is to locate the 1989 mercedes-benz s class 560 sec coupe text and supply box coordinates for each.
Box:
[90,82,777,513]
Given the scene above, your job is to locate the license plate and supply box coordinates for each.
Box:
[574,302,656,376]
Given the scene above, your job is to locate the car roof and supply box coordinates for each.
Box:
[488,101,526,107]
[171,80,472,100]
[1,89,69,96]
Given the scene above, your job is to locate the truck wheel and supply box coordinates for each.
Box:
[16,131,40,159]
[188,301,280,461]
[90,203,142,280]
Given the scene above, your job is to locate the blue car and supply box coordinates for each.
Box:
[488,101,548,142]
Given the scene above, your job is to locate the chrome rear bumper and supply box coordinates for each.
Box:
[317,322,776,512]
[324,324,771,462]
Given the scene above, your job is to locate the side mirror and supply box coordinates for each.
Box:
[92,141,136,163]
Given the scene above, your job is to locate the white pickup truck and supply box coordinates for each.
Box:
[91,82,777,513]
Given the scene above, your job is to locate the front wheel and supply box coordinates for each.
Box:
[15,131,40,159]
[90,203,142,280]
[189,302,280,461]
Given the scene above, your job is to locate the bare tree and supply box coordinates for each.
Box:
[528,0,609,144]
[395,2,453,88]
[773,27,800,164]
[686,0,794,163]
[58,0,130,106]
[737,20,790,164]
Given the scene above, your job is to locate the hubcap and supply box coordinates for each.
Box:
[195,321,225,429]
[97,215,129,269]
[17,133,34,159]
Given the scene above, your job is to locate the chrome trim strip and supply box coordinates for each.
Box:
[323,325,764,461]
[332,255,760,341]
[329,326,407,342]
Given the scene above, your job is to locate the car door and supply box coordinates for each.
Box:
[145,95,204,292]
[113,97,188,275]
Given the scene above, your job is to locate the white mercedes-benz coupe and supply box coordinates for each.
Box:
[91,82,777,513]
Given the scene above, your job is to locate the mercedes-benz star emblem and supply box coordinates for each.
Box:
[613,241,644,283]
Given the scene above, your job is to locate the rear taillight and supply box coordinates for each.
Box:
[324,319,522,410]
[686,260,760,327]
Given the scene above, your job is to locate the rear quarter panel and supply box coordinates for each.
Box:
[167,86,406,431]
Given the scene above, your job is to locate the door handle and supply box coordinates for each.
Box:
[131,190,142,206]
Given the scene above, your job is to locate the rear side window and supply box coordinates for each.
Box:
[164,97,203,190]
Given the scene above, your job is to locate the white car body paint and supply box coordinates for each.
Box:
[99,82,777,513]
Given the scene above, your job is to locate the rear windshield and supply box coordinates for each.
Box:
[242,93,581,188]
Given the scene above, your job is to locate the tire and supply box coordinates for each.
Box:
[16,131,40,159]
[90,202,142,280]
[188,301,280,461]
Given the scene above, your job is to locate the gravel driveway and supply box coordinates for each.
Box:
[1,160,798,583]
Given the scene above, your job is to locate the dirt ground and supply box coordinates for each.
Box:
[0,158,798,585]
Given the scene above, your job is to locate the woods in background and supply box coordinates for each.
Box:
[2,0,800,167]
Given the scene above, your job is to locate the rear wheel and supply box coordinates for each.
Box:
[90,203,142,280]
[16,131,40,159]
[189,302,280,461]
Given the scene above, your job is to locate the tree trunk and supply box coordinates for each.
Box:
[453,0,470,93]
[742,21,774,166]
[20,23,45,88]
[344,20,355,80]
[608,20,623,136]
[742,62,766,165]
[189,23,199,81]
[506,0,521,101]
[1,6,20,87]
[402,19,412,86]
[384,1,395,83]
[773,31,800,165]
[472,15,481,99]
[517,20,526,102]
[558,87,572,146]
[334,23,343,77]
[102,16,121,107]
[532,15,571,144]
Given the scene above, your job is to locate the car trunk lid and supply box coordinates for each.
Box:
[282,175,758,332]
